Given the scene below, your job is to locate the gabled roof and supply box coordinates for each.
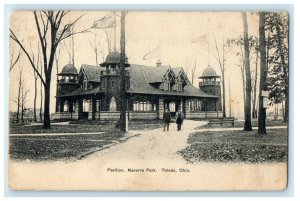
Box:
[79,64,101,82]
[127,64,219,98]
[173,67,191,85]
[145,65,172,83]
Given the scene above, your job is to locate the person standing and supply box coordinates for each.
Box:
[175,109,184,131]
[163,108,171,131]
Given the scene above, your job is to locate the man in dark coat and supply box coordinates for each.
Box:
[175,108,184,131]
[163,108,171,131]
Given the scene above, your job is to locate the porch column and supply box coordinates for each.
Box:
[158,97,164,119]
[96,99,100,120]
[74,100,80,120]
[88,99,93,120]
[185,100,191,119]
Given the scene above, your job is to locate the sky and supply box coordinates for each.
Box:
[9,11,269,119]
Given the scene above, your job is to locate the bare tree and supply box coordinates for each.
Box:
[55,45,61,113]
[10,11,88,128]
[29,43,41,122]
[251,43,259,119]
[105,28,113,52]
[14,65,23,122]
[116,11,128,132]
[39,63,43,121]
[10,47,22,72]
[214,37,226,118]
[89,33,103,66]
[242,12,252,131]
[258,12,267,134]
[20,79,30,122]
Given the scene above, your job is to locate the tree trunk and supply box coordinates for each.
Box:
[40,79,43,121]
[258,12,267,135]
[16,73,21,122]
[252,50,258,119]
[117,11,127,132]
[242,12,252,131]
[21,84,24,122]
[43,82,51,129]
[33,75,37,122]
[222,73,226,118]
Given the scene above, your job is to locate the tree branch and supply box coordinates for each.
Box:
[10,29,46,87]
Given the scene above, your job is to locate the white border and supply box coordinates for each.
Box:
[1,0,299,200]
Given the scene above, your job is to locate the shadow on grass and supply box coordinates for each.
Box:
[178,128,288,163]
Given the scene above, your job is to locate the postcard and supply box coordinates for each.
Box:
[8,10,288,191]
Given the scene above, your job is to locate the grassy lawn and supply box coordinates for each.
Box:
[9,131,125,161]
[178,128,288,163]
[9,120,163,161]
[9,120,164,134]
[195,119,287,129]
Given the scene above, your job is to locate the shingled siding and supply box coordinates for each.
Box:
[52,112,76,120]
[94,111,158,120]
[189,111,222,119]
[129,112,157,120]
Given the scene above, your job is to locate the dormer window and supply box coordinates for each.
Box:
[177,82,183,92]
[83,81,88,90]
[164,81,170,91]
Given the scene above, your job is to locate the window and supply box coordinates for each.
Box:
[164,81,170,91]
[102,80,106,89]
[190,100,203,111]
[169,102,176,112]
[111,80,115,88]
[177,82,183,92]
[63,101,69,112]
[65,76,69,83]
[83,99,89,112]
[133,101,153,111]
[109,96,117,111]
[83,81,88,90]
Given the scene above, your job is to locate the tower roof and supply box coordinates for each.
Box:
[58,63,78,75]
[199,65,220,78]
[100,50,130,67]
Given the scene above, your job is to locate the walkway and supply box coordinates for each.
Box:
[9,120,287,191]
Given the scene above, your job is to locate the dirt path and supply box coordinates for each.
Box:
[86,120,207,162]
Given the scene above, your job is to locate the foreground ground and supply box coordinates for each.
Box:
[196,119,288,129]
[9,119,288,163]
[9,120,164,134]
[178,128,288,163]
[9,120,288,190]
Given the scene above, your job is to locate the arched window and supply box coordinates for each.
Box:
[83,99,89,112]
[63,100,69,112]
[169,102,176,112]
[109,96,117,111]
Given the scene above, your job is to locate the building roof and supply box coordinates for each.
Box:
[199,65,220,78]
[127,64,219,98]
[100,50,130,67]
[56,86,102,98]
[145,65,171,83]
[58,63,219,98]
[58,64,78,75]
[80,64,101,82]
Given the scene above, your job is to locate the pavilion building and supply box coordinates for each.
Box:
[52,51,222,120]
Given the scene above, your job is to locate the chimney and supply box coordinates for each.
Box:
[156,59,162,67]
